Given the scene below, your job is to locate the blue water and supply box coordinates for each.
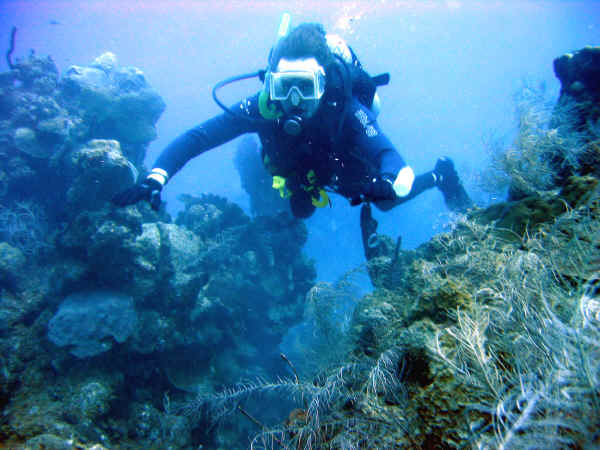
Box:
[1,0,597,283]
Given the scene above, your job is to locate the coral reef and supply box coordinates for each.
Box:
[47,290,138,358]
[193,177,599,449]
[550,46,600,182]
[483,47,600,201]
[1,44,599,449]
[0,52,315,449]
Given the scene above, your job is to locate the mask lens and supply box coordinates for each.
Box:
[316,72,325,98]
[296,77,316,98]
[270,71,318,101]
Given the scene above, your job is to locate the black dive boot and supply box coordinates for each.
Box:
[434,157,473,213]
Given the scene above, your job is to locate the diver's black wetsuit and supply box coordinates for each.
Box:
[152,92,437,216]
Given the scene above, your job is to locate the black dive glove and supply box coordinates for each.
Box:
[112,178,163,211]
[351,176,397,205]
[368,176,397,201]
[433,157,459,191]
[433,156,473,212]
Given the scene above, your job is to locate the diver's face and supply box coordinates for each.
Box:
[280,94,321,119]
[271,57,325,119]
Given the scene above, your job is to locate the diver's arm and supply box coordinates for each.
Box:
[151,94,261,184]
[346,99,436,207]
[346,99,418,199]
[379,152,473,212]
[347,100,470,211]
[112,94,262,210]
[379,149,436,203]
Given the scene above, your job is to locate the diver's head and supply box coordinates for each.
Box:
[267,23,332,122]
[270,23,333,70]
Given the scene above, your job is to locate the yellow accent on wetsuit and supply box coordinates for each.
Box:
[272,175,291,198]
[311,188,329,207]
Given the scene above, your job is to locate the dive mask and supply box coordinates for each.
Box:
[267,58,326,105]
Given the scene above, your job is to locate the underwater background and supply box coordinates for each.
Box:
[0,1,599,449]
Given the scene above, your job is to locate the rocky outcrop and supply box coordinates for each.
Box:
[61,52,166,159]
[550,46,600,182]
[553,46,600,119]
[0,53,316,449]
[47,290,138,358]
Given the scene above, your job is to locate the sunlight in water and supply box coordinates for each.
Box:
[333,2,367,34]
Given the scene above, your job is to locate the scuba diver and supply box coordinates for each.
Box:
[113,18,472,253]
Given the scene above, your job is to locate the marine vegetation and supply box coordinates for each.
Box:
[181,181,599,448]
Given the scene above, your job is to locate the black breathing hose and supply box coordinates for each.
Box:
[212,70,271,126]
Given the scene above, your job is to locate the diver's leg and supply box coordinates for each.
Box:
[374,160,473,213]
[439,180,472,213]
[360,203,379,261]
[373,171,437,211]
[289,189,316,218]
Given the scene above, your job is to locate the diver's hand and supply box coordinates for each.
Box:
[112,178,163,211]
[365,176,397,201]
[433,156,473,212]
[433,157,459,190]
[350,177,397,206]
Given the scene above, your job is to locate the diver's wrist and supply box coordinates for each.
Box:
[147,168,169,186]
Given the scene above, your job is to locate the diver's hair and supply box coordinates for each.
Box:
[270,23,333,69]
